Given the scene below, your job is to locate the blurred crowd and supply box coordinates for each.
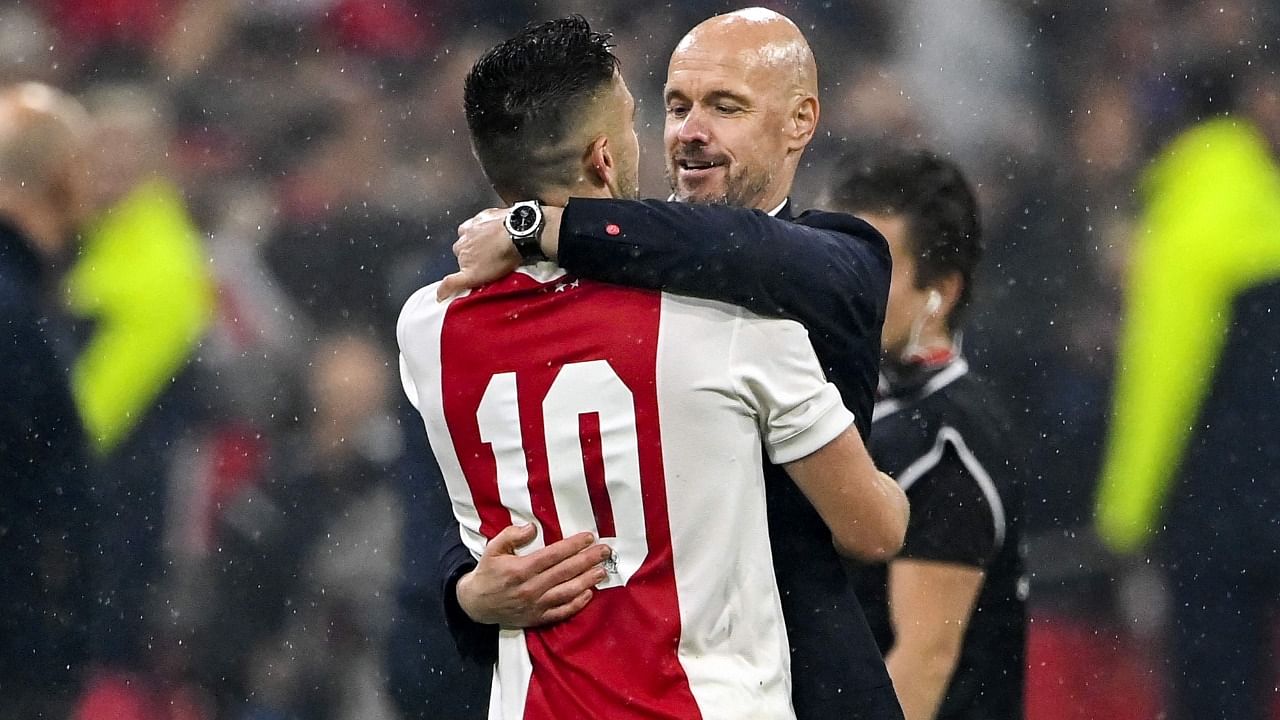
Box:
[0,0,1276,718]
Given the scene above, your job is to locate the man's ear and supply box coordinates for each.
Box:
[786,95,819,151]
[586,134,614,189]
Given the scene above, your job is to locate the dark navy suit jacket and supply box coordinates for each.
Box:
[399,198,901,719]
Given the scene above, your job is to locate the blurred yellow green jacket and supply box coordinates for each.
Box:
[1096,118,1280,553]
[64,178,213,453]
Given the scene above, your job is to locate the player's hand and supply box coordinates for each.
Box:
[438,207,520,300]
[455,523,611,627]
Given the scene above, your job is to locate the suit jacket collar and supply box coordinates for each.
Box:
[666,195,793,220]
[769,198,792,220]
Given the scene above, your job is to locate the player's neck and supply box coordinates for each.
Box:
[510,183,612,208]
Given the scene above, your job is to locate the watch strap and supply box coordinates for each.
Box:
[513,232,548,264]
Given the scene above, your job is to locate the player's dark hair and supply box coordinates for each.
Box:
[464,16,619,198]
[826,146,983,330]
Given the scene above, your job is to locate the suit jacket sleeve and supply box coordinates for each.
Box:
[558,198,891,433]
[438,526,497,662]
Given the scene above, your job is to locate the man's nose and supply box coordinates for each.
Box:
[675,107,711,144]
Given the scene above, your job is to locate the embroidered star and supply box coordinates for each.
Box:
[554,282,567,292]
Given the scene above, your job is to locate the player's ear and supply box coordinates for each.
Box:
[786,95,819,150]
[586,134,614,189]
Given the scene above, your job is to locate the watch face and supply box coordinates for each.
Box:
[509,204,539,234]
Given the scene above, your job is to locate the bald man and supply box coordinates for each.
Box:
[0,82,96,718]
[661,6,819,209]
[410,9,904,719]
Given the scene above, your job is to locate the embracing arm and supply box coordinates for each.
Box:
[432,485,611,654]
[737,312,907,560]
[561,199,891,436]
[555,199,890,343]
[450,525,610,627]
[784,429,909,562]
[430,489,610,658]
[441,199,888,349]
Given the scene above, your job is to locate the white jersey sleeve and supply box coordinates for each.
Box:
[397,283,440,414]
[729,313,855,465]
[399,353,421,412]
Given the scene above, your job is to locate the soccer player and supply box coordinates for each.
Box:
[824,146,1026,720]
[397,17,907,720]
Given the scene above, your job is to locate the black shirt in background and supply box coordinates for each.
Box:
[850,356,1028,720]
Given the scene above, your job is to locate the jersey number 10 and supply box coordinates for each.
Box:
[476,360,650,589]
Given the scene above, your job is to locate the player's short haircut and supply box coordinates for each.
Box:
[826,146,983,330]
[464,16,620,198]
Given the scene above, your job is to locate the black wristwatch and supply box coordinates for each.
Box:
[504,200,548,265]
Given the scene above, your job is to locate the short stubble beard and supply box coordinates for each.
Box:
[665,160,773,208]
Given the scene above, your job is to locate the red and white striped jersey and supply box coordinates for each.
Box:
[397,264,854,720]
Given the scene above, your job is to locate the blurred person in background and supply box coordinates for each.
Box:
[824,146,1026,720]
[64,83,214,673]
[1095,59,1280,720]
[0,81,96,720]
[196,332,403,720]
[438,8,902,719]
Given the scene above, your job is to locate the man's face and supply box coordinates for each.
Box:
[663,46,789,209]
[863,212,929,357]
[608,74,642,200]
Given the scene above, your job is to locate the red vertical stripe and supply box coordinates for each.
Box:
[578,412,616,539]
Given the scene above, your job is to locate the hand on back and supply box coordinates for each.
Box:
[456,523,613,627]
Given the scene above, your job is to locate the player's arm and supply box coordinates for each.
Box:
[440,199,890,353]
[556,199,889,329]
[881,449,1000,720]
[783,428,909,561]
[735,312,907,560]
